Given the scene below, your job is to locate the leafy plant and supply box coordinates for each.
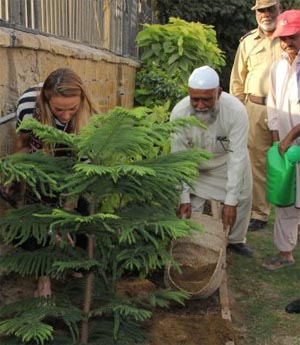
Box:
[154,0,300,90]
[134,64,186,109]
[135,17,225,109]
[0,106,210,344]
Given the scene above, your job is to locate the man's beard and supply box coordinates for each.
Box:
[194,102,219,125]
[259,20,276,32]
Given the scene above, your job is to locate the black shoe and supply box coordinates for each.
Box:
[285,299,300,313]
[248,219,267,231]
[227,243,254,258]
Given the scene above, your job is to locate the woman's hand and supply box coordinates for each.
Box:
[54,231,75,247]
[0,181,25,207]
[177,203,192,219]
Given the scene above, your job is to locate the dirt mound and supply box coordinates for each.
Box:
[117,278,156,297]
[0,274,36,304]
[148,313,237,345]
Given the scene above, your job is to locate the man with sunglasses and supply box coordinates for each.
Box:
[170,65,253,258]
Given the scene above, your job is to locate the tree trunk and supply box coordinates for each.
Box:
[80,234,95,345]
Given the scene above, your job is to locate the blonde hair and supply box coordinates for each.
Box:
[37,68,97,134]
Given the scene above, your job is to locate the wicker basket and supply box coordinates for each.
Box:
[164,203,228,299]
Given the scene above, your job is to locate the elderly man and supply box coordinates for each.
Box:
[170,65,253,258]
[263,10,300,313]
[230,0,282,231]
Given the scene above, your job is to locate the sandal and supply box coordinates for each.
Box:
[262,255,295,271]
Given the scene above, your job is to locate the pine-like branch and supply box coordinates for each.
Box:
[0,297,82,344]
[0,204,53,246]
[0,152,72,198]
[17,117,77,149]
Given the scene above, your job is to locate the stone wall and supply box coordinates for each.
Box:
[0,27,139,156]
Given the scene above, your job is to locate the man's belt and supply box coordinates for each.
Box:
[249,95,266,105]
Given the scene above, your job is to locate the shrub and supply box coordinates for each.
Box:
[135,17,225,109]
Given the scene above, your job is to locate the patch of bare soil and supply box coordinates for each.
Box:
[0,274,36,304]
[146,270,238,345]
[115,272,238,344]
[148,313,236,345]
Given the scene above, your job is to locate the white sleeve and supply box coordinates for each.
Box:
[170,104,192,204]
[224,107,249,206]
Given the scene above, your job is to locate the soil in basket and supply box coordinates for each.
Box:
[170,262,216,293]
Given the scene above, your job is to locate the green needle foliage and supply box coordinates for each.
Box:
[0,106,209,344]
[0,153,72,200]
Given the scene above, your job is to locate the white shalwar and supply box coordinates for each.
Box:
[267,52,300,252]
[170,92,252,244]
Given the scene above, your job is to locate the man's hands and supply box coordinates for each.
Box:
[222,204,236,228]
[276,124,300,156]
[278,137,291,156]
[177,202,236,230]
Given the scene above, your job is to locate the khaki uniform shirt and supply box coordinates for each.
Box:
[230,28,282,102]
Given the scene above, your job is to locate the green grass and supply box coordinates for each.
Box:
[227,206,300,344]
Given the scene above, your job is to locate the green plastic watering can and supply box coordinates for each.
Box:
[266,142,299,206]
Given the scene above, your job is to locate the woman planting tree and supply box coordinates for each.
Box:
[2,67,98,297]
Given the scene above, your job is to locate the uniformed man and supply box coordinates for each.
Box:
[230,0,282,231]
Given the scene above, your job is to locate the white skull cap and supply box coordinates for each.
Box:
[188,66,219,90]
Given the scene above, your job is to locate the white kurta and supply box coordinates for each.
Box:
[267,52,300,252]
[170,92,252,243]
[268,53,300,138]
[170,92,252,205]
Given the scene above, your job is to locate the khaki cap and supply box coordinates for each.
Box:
[251,0,278,10]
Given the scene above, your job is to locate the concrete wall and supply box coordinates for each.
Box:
[0,27,139,156]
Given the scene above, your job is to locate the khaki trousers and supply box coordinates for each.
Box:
[246,100,272,222]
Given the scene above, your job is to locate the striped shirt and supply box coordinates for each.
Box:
[16,83,68,132]
[16,84,68,206]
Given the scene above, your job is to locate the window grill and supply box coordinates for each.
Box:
[0,0,155,58]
